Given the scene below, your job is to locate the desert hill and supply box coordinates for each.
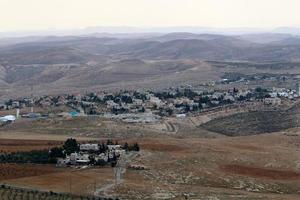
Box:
[1,33,300,97]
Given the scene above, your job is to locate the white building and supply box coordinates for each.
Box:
[69,153,90,164]
[132,99,144,106]
[107,145,122,151]
[176,114,186,118]
[263,97,281,105]
[106,100,120,109]
[80,144,99,151]
[224,94,235,102]
[149,96,162,107]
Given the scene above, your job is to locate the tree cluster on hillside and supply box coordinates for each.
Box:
[122,142,140,152]
[63,138,79,155]
[0,150,50,164]
[0,138,140,165]
[0,138,79,164]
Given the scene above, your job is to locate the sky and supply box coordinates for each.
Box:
[0,0,300,32]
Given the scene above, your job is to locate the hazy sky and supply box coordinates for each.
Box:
[0,0,300,32]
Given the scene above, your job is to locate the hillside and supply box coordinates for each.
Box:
[201,102,300,136]
[2,33,300,97]
[3,33,300,63]
[4,33,300,62]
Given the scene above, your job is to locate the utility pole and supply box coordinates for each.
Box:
[30,85,34,113]
[69,175,72,193]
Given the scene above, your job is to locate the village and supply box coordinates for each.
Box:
[1,83,300,124]
[0,84,300,123]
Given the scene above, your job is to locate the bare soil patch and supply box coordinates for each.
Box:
[5,168,114,196]
[140,143,185,152]
[225,144,263,151]
[221,164,300,180]
[0,164,61,181]
[0,139,62,152]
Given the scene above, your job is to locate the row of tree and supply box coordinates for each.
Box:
[0,150,50,164]
[0,138,140,165]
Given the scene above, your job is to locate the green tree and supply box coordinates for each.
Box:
[96,159,107,166]
[63,138,79,155]
[49,147,65,158]
[133,143,140,151]
[123,142,129,152]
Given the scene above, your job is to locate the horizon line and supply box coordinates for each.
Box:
[1,26,300,38]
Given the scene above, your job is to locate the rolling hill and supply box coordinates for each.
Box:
[1,33,300,97]
[3,33,300,63]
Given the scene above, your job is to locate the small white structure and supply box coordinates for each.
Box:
[69,153,90,165]
[278,92,289,98]
[176,114,186,118]
[106,100,119,109]
[16,109,20,119]
[57,158,69,166]
[269,92,278,98]
[224,94,235,102]
[107,145,122,151]
[0,115,16,122]
[263,97,281,105]
[149,96,162,107]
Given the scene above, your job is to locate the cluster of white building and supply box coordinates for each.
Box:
[269,87,299,99]
[263,86,300,105]
[57,144,125,166]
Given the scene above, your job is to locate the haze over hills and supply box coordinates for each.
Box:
[2,31,300,98]
[2,26,300,38]
[2,32,300,63]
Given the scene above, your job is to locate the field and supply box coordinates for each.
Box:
[116,134,300,199]
[5,168,114,196]
[0,185,110,200]
[0,132,300,199]
[0,139,61,152]
[0,109,300,199]
[0,164,63,181]
[0,116,168,140]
